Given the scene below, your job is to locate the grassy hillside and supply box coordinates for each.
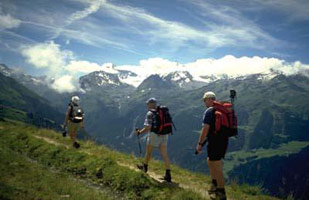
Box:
[0,105,27,123]
[0,72,63,129]
[227,146,309,200]
[224,141,309,173]
[0,120,281,200]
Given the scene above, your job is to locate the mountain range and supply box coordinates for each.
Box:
[1,63,308,199]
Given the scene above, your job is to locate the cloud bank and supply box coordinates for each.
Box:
[21,41,309,91]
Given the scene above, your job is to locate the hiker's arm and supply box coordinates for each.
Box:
[137,125,151,135]
[64,106,71,127]
[196,124,210,152]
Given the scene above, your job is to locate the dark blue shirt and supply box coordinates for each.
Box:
[202,107,215,125]
[202,107,215,137]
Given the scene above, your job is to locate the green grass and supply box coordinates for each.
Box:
[0,106,27,122]
[224,141,309,174]
[0,138,113,200]
[0,121,281,200]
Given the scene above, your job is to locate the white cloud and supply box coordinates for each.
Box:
[138,58,179,75]
[51,75,79,93]
[116,56,309,86]
[182,55,309,79]
[67,60,118,74]
[66,0,102,25]
[21,41,77,92]
[21,41,73,72]
[0,14,21,29]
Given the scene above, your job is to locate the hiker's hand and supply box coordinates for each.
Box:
[136,129,141,135]
[196,143,202,154]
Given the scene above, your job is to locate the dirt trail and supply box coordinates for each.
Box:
[33,134,212,199]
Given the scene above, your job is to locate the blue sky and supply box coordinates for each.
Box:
[1,0,309,79]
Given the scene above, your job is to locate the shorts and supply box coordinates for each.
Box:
[147,132,168,147]
[207,133,229,161]
[67,121,81,136]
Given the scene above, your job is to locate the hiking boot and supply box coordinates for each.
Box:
[208,179,217,195]
[62,130,67,137]
[163,169,172,183]
[137,163,148,173]
[215,188,227,200]
[208,184,216,195]
[73,142,80,149]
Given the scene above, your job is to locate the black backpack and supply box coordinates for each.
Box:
[150,106,176,135]
[69,103,84,123]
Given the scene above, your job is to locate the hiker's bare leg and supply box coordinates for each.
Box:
[207,158,216,181]
[212,160,225,188]
[144,144,153,164]
[159,144,170,169]
[69,131,77,143]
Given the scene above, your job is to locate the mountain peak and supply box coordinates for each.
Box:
[163,71,193,88]
[79,71,123,90]
[137,74,175,90]
[0,64,12,76]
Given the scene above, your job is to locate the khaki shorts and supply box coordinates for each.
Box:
[147,132,168,147]
[67,121,81,135]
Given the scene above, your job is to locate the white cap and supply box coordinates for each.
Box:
[203,91,216,100]
[71,96,80,104]
[146,97,157,104]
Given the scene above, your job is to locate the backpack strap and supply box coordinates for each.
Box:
[150,109,159,133]
[68,103,73,119]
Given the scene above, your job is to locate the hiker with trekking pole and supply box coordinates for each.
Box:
[135,97,175,182]
[195,91,238,200]
[63,96,85,149]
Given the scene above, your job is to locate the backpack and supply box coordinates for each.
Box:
[150,106,176,135]
[213,101,238,137]
[69,103,84,123]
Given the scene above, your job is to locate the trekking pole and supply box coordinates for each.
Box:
[136,128,142,156]
[230,89,237,107]
[230,89,238,138]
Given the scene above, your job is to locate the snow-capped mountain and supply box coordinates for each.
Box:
[118,70,138,80]
[136,71,210,91]
[0,64,11,76]
[78,70,137,100]
[79,71,123,90]
[162,71,207,90]
[162,71,193,87]
[0,64,50,87]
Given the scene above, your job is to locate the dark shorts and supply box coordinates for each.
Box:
[207,133,229,161]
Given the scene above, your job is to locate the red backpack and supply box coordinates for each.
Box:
[213,101,238,137]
